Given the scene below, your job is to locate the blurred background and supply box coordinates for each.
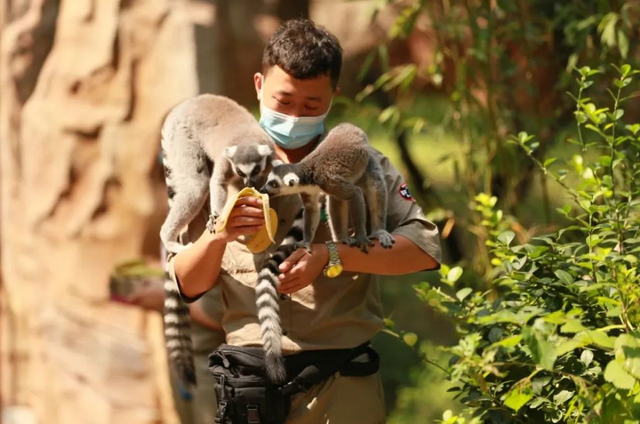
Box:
[1,0,639,423]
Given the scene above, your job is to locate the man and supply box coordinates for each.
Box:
[166,18,441,424]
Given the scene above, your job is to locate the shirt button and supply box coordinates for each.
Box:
[279,293,288,301]
[279,219,286,225]
[282,328,288,336]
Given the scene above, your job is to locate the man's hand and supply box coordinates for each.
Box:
[216,197,265,243]
[277,243,329,294]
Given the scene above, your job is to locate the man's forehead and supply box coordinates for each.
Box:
[263,66,333,97]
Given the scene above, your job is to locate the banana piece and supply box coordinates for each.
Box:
[214,187,278,253]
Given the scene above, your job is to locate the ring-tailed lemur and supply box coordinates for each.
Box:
[255,208,305,384]
[160,94,276,391]
[260,123,395,254]
[160,94,276,255]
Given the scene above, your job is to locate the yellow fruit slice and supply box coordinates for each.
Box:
[214,187,278,253]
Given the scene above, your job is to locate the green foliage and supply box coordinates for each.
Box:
[342,0,640,278]
[417,66,640,423]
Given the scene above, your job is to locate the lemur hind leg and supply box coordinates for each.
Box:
[161,178,209,254]
[326,195,349,243]
[331,182,370,253]
[362,159,395,249]
[296,192,322,252]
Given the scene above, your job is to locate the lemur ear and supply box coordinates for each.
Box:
[272,159,283,167]
[257,144,271,157]
[224,146,237,159]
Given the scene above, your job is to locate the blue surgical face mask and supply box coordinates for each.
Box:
[258,78,331,149]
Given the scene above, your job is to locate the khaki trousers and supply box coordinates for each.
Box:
[285,372,386,424]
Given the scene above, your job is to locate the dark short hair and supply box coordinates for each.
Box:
[262,19,342,88]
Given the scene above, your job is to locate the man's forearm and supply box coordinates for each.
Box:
[173,231,227,298]
[336,235,438,275]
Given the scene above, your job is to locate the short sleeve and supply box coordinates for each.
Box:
[166,253,205,303]
[373,149,442,269]
[164,216,207,304]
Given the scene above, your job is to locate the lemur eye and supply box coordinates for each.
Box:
[251,167,260,176]
[269,181,278,188]
[236,170,246,178]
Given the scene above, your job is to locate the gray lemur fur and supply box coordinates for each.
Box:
[159,94,275,392]
[160,94,276,255]
[260,122,395,253]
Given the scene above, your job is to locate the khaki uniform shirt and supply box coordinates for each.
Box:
[167,149,441,354]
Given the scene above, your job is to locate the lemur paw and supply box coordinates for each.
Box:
[206,212,220,234]
[369,230,396,249]
[347,236,370,253]
[294,241,312,253]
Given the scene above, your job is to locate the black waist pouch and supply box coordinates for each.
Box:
[209,342,379,424]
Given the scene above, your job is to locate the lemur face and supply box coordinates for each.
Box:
[225,144,274,188]
[260,165,301,197]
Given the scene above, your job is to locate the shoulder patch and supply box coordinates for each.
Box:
[398,183,415,202]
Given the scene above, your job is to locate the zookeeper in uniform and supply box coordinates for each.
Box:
[166,18,441,424]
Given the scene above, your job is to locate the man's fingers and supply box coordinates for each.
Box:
[234,196,263,208]
[228,216,264,228]
[279,249,306,273]
[229,205,265,219]
[278,278,302,294]
[233,225,264,236]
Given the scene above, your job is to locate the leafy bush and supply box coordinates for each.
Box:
[415,65,640,423]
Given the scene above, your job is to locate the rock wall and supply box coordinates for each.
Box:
[0,1,210,422]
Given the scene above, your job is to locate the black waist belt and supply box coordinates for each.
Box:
[208,342,380,424]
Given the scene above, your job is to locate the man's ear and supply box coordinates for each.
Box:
[254,72,263,101]
[224,146,237,159]
[333,86,341,96]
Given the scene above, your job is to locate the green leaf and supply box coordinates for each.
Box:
[576,330,615,349]
[618,29,629,58]
[626,124,640,135]
[580,350,594,366]
[604,359,636,389]
[561,319,587,334]
[614,109,624,121]
[553,390,574,405]
[493,335,523,348]
[621,64,631,77]
[447,266,463,285]
[403,332,418,347]
[383,317,395,329]
[456,287,472,301]
[543,157,557,167]
[498,231,516,246]
[557,340,586,356]
[504,383,533,412]
[554,269,574,285]
[378,106,397,124]
[526,331,557,370]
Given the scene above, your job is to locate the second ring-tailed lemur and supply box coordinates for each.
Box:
[260,122,395,253]
[160,94,276,391]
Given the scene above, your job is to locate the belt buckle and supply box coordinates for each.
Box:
[247,405,260,424]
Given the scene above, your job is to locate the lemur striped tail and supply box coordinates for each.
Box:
[161,142,196,391]
[256,208,304,384]
[164,273,196,390]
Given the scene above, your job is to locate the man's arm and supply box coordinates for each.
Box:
[173,230,227,298]
[335,235,438,275]
[172,196,266,299]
